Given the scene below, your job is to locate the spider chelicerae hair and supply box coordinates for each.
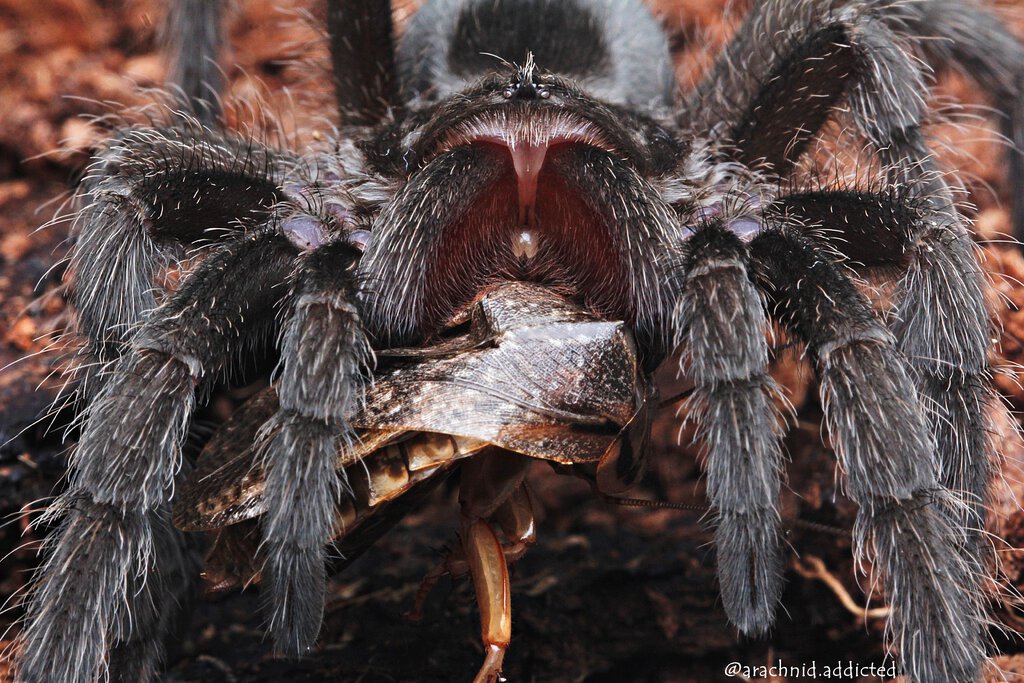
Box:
[12,0,1024,682]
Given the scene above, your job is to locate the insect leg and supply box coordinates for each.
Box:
[493,483,536,562]
[464,519,511,683]
[749,223,986,683]
[451,450,534,682]
[256,239,370,654]
[410,468,536,623]
[17,230,298,683]
[671,221,786,635]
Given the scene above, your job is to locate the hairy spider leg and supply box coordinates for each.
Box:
[255,240,371,654]
[671,221,787,635]
[70,127,286,397]
[163,0,225,123]
[326,0,400,126]
[23,2,297,678]
[686,3,1020,673]
[750,223,986,682]
[18,230,299,683]
[37,0,438,669]
[857,28,999,586]
[686,0,1024,233]
[690,0,1005,569]
[885,0,1024,242]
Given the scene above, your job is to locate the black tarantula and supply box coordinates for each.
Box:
[13,0,1024,681]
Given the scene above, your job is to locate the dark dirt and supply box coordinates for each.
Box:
[2,2,1024,682]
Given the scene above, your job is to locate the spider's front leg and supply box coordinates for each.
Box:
[17,229,299,683]
[530,146,790,636]
[749,222,985,682]
[53,130,290,677]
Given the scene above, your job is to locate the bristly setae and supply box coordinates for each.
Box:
[13,1,1024,682]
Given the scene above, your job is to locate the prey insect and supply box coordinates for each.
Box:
[173,282,651,682]
[13,0,1024,682]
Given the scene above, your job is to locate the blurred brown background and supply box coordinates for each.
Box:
[2,1,1024,681]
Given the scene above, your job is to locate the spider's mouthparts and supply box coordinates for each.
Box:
[437,112,612,235]
[510,142,547,228]
[511,229,538,259]
[400,110,639,327]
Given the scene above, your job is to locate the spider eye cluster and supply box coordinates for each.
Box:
[502,74,550,100]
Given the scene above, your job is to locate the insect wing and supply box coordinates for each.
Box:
[174,284,649,534]
[354,282,647,465]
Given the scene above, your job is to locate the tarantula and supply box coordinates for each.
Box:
[13,0,1024,681]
